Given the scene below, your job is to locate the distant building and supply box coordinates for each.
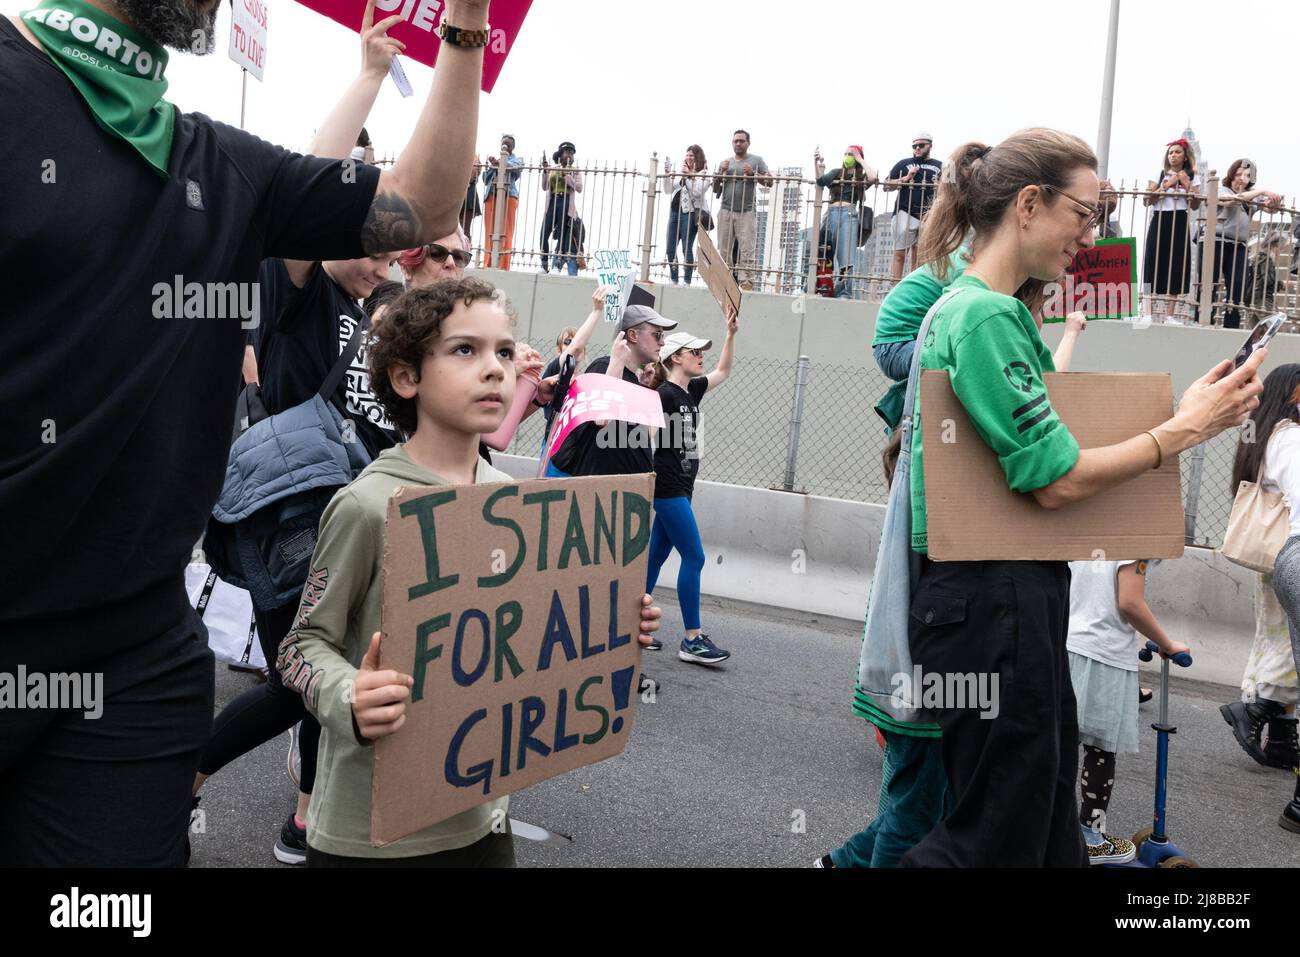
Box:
[775,165,804,294]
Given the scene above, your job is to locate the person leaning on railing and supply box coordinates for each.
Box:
[1143,137,1201,319]
[712,129,773,291]
[539,141,583,276]
[1198,158,1284,329]
[661,145,712,286]
[815,145,879,300]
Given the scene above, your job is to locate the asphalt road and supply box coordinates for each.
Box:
[191,595,1299,868]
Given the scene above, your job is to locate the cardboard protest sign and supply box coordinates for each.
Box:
[695,226,742,317]
[545,373,666,461]
[921,370,1183,561]
[592,250,635,324]
[228,0,269,80]
[373,473,655,845]
[293,0,533,93]
[1042,237,1139,320]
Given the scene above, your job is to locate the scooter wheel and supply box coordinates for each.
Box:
[1157,856,1199,868]
[1131,826,1153,852]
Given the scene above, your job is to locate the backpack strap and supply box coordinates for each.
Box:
[318,312,370,405]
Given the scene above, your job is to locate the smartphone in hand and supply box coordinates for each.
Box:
[1234,313,1286,369]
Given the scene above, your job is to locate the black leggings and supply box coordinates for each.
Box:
[1198,238,1248,329]
[900,559,1087,868]
[1079,744,1117,831]
[196,602,320,793]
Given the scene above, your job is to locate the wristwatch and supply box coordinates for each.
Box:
[438,21,491,48]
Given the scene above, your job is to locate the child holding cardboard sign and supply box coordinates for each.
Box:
[891,128,1264,868]
[276,278,662,865]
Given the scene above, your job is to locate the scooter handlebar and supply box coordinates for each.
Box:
[1138,640,1192,668]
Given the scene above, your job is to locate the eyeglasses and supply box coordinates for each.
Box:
[648,329,666,342]
[1041,184,1102,232]
[427,243,472,268]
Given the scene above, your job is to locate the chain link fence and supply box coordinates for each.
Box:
[500,343,896,504]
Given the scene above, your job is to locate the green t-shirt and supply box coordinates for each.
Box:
[909,275,1081,553]
[872,251,967,346]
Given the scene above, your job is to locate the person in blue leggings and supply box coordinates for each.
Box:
[645,304,738,665]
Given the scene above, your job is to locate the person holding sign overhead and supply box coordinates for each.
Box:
[894,129,1264,868]
[645,306,739,666]
[276,278,662,865]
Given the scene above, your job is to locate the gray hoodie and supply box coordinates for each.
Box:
[278,446,511,858]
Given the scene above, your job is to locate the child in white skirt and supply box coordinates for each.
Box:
[1066,558,1189,864]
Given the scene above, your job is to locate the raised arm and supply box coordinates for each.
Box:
[1051,311,1086,372]
[567,287,606,357]
[360,0,490,255]
[705,303,739,392]
[308,3,404,160]
[285,1,405,286]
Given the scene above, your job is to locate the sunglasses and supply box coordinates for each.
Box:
[686,348,705,357]
[427,243,472,268]
[1041,184,1102,231]
[911,143,930,150]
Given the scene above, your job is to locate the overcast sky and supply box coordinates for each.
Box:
[8,0,1298,200]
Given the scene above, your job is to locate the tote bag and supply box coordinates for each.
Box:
[855,289,964,725]
[1222,423,1293,572]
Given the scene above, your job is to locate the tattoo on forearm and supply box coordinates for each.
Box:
[360,186,424,254]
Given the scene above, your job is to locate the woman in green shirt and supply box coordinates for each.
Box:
[899,128,1266,867]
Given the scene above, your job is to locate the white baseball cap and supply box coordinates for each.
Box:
[659,332,712,363]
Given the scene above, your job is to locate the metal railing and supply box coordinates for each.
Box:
[434,151,1299,326]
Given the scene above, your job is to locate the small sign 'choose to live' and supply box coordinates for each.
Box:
[228,0,269,81]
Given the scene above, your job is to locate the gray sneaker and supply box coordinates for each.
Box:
[678,634,730,666]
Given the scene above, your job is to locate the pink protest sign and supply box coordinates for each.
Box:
[293,0,533,92]
[546,374,666,461]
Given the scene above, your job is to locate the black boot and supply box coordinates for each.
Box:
[1220,699,1285,767]
[1264,716,1300,771]
[1280,773,1300,834]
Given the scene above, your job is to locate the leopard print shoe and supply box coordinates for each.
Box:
[1086,833,1137,866]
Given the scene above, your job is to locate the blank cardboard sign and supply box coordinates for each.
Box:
[372,474,653,846]
[921,371,1183,561]
[695,226,742,317]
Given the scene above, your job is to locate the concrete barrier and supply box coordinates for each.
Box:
[494,453,1258,689]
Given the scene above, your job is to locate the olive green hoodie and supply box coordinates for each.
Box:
[279,446,511,858]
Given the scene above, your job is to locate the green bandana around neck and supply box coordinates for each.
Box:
[20,0,175,177]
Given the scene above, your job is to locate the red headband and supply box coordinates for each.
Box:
[1166,138,1189,150]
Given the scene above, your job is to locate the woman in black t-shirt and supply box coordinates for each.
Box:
[645,306,738,665]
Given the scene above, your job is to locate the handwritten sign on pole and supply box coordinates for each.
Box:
[372,474,654,845]
[1041,237,1139,320]
[228,0,269,81]
[593,249,635,324]
[292,0,534,93]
